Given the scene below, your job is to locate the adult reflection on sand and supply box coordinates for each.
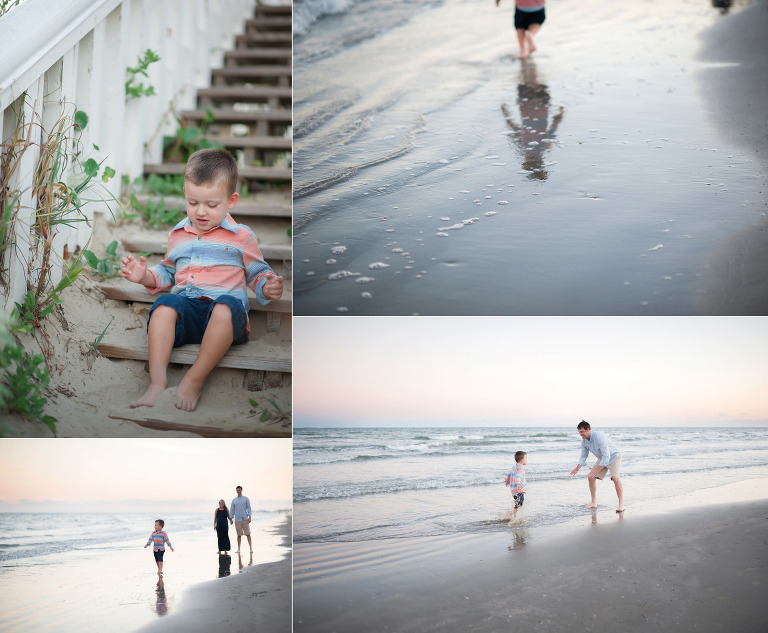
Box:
[154,577,168,617]
[500,61,564,181]
[218,553,232,578]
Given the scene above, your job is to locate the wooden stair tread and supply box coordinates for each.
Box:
[244,17,292,29]
[224,49,291,60]
[98,340,291,372]
[144,163,291,181]
[96,283,292,312]
[107,412,291,438]
[130,194,290,218]
[252,5,292,15]
[197,86,292,99]
[212,66,292,78]
[201,135,291,150]
[181,108,291,123]
[236,33,291,46]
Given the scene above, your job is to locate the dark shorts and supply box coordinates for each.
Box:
[512,492,525,509]
[514,8,545,30]
[148,294,249,347]
[153,549,165,562]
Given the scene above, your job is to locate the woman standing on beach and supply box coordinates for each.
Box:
[214,499,231,554]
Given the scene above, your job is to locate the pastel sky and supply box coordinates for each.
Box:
[294,317,768,427]
[0,439,292,512]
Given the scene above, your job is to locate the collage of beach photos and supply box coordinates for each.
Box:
[1,0,768,631]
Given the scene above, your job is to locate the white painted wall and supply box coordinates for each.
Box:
[0,0,256,314]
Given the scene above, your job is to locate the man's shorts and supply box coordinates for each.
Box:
[593,456,622,480]
[514,8,545,31]
[235,520,251,536]
[148,294,249,347]
[512,492,525,509]
[153,549,165,562]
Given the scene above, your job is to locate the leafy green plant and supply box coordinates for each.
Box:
[0,322,57,435]
[0,0,23,18]
[129,194,186,230]
[92,316,114,350]
[83,240,121,278]
[164,108,226,164]
[248,396,291,428]
[126,49,161,102]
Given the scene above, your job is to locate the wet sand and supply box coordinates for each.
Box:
[294,486,768,633]
[293,0,768,316]
[136,515,291,633]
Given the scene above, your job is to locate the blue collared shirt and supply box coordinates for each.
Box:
[230,495,252,521]
[578,429,620,467]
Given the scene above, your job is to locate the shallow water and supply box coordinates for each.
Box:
[293,0,767,315]
[293,427,768,542]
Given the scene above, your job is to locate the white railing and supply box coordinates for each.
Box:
[0,0,256,314]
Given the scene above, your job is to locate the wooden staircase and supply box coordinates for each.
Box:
[97,3,292,437]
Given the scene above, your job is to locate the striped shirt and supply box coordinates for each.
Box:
[505,462,527,493]
[146,530,172,551]
[147,215,275,329]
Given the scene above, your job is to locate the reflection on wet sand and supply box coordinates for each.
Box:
[712,0,733,14]
[153,578,168,617]
[500,61,564,181]
[218,553,232,578]
[508,527,531,551]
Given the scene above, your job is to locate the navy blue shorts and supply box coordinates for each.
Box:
[512,492,525,509]
[153,549,165,562]
[148,294,249,347]
[514,8,545,31]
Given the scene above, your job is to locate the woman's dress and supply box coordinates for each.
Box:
[216,509,231,551]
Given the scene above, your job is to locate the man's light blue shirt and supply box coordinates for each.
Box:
[578,429,620,467]
[230,495,252,521]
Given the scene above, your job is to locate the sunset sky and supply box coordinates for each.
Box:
[294,317,768,427]
[0,439,292,512]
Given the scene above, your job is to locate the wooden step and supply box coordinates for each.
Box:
[202,135,291,151]
[197,86,292,101]
[212,66,292,81]
[96,283,292,313]
[252,4,292,15]
[144,163,291,181]
[244,17,292,30]
[181,108,291,124]
[130,194,290,218]
[236,33,291,48]
[224,49,291,63]
[98,340,291,372]
[107,412,291,438]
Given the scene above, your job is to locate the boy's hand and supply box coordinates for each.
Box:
[120,254,149,284]
[263,274,284,301]
[144,544,148,548]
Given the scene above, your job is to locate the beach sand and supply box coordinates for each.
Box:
[294,481,768,633]
[293,0,768,316]
[137,514,292,633]
[3,210,291,437]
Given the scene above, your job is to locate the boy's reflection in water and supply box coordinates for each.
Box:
[500,62,564,181]
[154,577,168,617]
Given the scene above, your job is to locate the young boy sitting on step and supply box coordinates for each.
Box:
[120,149,283,412]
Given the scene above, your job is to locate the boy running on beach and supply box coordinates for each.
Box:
[144,519,174,576]
[120,148,284,412]
[505,450,528,520]
[495,0,546,60]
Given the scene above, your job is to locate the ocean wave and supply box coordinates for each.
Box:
[293,0,359,37]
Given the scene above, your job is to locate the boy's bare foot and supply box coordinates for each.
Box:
[130,382,167,408]
[527,36,536,55]
[176,376,203,412]
[587,503,598,509]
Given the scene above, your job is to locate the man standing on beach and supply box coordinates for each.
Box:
[569,421,625,513]
[230,485,253,554]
